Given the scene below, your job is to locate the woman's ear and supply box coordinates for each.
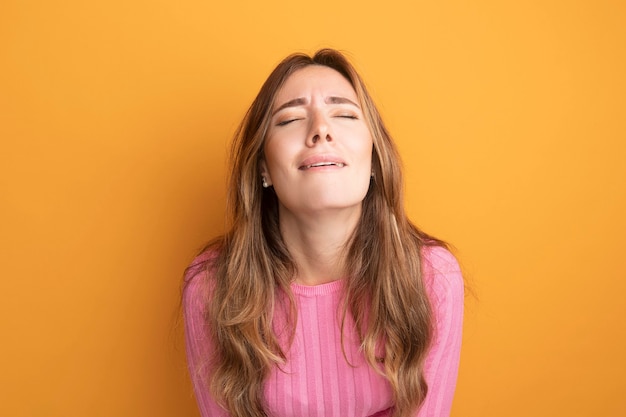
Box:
[259,159,273,187]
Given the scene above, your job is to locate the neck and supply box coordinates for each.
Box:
[278,206,361,286]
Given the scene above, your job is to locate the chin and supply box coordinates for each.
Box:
[276,183,370,214]
[301,195,366,213]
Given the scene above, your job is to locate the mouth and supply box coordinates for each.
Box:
[299,161,346,170]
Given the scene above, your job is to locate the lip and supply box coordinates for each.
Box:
[298,154,347,170]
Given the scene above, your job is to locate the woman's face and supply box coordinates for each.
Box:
[260,65,373,218]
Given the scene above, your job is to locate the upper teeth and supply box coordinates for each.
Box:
[307,162,344,168]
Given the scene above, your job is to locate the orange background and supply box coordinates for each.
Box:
[1,1,625,416]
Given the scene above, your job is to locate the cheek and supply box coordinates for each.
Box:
[349,131,374,164]
[263,138,295,176]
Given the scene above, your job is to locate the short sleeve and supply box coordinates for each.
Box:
[416,246,465,417]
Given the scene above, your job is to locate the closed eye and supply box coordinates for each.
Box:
[336,115,358,120]
[276,118,302,126]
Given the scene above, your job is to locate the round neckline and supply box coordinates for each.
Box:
[290,279,344,296]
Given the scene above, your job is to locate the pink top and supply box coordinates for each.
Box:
[183,245,464,417]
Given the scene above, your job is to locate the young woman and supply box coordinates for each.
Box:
[183,49,464,417]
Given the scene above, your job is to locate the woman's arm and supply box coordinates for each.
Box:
[183,259,228,417]
[417,246,465,417]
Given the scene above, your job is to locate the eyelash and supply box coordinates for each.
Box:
[276,118,300,126]
[275,115,358,127]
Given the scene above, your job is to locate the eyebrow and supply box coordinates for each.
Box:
[272,96,360,116]
[272,98,307,116]
[325,96,360,108]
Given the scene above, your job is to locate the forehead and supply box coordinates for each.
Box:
[274,65,357,103]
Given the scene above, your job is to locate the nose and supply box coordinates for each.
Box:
[306,111,332,147]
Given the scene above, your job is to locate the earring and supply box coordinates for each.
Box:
[262,176,269,188]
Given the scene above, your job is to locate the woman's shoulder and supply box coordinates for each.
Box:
[183,249,219,309]
[184,250,218,282]
[420,244,464,301]
[421,245,461,275]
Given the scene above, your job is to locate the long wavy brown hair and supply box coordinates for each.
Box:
[187,49,446,417]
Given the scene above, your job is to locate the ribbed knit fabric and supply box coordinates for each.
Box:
[183,246,464,417]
